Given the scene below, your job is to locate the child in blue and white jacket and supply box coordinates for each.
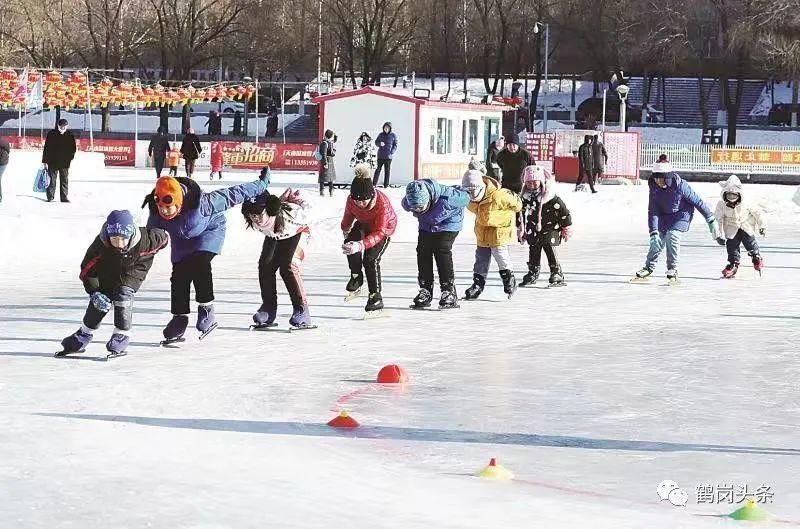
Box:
[634,155,724,282]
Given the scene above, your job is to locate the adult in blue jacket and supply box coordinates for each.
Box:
[634,155,723,282]
[145,168,270,340]
[402,178,469,309]
[373,122,398,188]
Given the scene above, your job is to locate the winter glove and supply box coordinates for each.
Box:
[280,188,305,206]
[341,241,364,255]
[707,218,722,241]
[716,237,726,246]
[759,228,766,237]
[90,292,112,312]
[649,231,661,248]
[561,226,572,242]
[259,166,271,183]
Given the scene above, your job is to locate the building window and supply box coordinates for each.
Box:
[436,117,453,154]
[462,119,478,155]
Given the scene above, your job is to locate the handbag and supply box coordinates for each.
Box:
[33,167,50,193]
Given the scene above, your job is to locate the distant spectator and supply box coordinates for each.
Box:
[148,126,170,178]
[42,118,77,202]
[0,136,9,203]
[486,135,505,180]
[266,111,279,138]
[495,134,533,194]
[576,135,597,193]
[373,122,398,188]
[350,131,377,169]
[233,111,243,136]
[180,128,202,178]
[591,134,608,182]
[318,129,337,197]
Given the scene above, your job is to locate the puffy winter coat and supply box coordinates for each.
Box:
[146,177,268,263]
[486,142,502,179]
[714,175,765,238]
[521,192,572,246]
[252,198,312,241]
[180,134,202,160]
[375,123,398,159]
[578,142,594,173]
[648,172,713,234]
[79,227,169,294]
[496,147,534,193]
[350,137,377,168]
[341,189,397,249]
[467,177,523,247]
[148,132,170,159]
[401,179,469,233]
[42,129,77,169]
[591,140,608,172]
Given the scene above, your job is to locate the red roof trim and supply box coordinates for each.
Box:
[312,86,508,112]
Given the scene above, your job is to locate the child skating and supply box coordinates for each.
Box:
[167,145,181,177]
[519,165,572,287]
[715,174,766,278]
[242,189,315,329]
[144,168,270,344]
[633,155,724,284]
[58,210,168,358]
[209,142,224,180]
[461,168,523,300]
[402,177,469,309]
[341,170,397,314]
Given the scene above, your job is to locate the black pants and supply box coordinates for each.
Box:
[168,166,178,177]
[373,158,392,187]
[575,169,596,192]
[259,234,306,310]
[170,251,216,315]
[46,167,69,201]
[346,222,390,293]
[83,286,135,331]
[154,155,166,177]
[319,181,333,196]
[726,229,759,264]
[184,158,197,178]
[529,237,560,271]
[417,231,458,288]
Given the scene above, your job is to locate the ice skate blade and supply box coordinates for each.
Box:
[629,277,651,284]
[198,322,218,341]
[101,351,128,361]
[250,323,279,330]
[344,288,362,302]
[363,310,390,320]
[289,324,318,331]
[160,337,186,347]
[54,349,86,357]
[548,282,567,288]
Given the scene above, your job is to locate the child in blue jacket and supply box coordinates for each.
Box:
[144,168,270,341]
[402,178,469,309]
[634,155,724,283]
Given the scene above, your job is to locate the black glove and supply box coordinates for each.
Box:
[716,237,726,246]
[759,228,766,236]
[259,166,271,183]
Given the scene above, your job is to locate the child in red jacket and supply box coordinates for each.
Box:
[209,142,224,180]
[341,174,397,312]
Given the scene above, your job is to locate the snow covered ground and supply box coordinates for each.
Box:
[1,167,800,528]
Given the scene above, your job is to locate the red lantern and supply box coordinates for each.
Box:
[27,70,41,84]
[245,84,256,99]
[45,71,63,85]
[236,86,247,99]
[226,87,237,99]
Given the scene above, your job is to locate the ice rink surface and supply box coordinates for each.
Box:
[1,168,799,528]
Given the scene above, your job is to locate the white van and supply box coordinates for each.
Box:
[175,101,246,114]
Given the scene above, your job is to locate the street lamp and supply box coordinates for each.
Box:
[616,83,629,132]
[533,22,549,132]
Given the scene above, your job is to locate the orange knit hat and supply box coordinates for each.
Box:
[154,176,183,219]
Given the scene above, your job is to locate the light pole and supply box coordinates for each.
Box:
[317,0,323,93]
[616,84,629,132]
[533,22,549,133]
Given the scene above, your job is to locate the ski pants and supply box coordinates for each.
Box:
[645,230,681,271]
[170,251,216,315]
[373,158,392,187]
[473,245,513,277]
[529,237,560,271]
[259,233,308,311]
[417,231,458,289]
[346,221,390,293]
[82,286,135,333]
[726,229,759,264]
[46,167,70,201]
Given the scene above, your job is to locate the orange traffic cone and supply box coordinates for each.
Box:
[327,411,360,428]
[377,364,408,383]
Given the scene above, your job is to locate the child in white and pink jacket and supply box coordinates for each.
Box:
[715,174,766,278]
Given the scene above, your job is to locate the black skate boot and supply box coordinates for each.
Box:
[345,273,364,301]
[665,268,679,285]
[721,262,739,279]
[499,269,518,299]
[411,283,433,309]
[161,314,189,345]
[365,292,385,317]
[520,264,540,287]
[56,327,93,356]
[630,267,654,283]
[438,281,459,309]
[463,273,486,300]
[549,266,565,287]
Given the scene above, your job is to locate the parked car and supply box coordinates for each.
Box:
[174,101,246,114]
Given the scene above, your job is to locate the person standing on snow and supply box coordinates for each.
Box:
[402,178,469,309]
[318,129,337,197]
[42,118,77,202]
[350,131,377,170]
[373,122,398,188]
[143,167,271,343]
[591,134,608,183]
[632,155,724,284]
[486,135,505,180]
[148,126,170,178]
[576,135,596,193]
[495,134,533,194]
[180,128,202,178]
[715,174,766,278]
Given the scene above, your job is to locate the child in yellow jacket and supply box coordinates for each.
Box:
[167,145,181,177]
[461,169,523,299]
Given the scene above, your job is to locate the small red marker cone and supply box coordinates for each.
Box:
[476,458,514,480]
[327,411,359,428]
[377,364,408,384]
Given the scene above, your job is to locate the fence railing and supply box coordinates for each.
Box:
[640,143,800,175]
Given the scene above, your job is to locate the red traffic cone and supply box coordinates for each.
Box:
[327,411,359,428]
[377,364,408,384]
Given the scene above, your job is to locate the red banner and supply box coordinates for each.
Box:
[213,141,318,170]
[80,138,135,166]
[1,135,46,150]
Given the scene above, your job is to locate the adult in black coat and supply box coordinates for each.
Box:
[485,136,505,180]
[495,134,534,193]
[0,136,9,203]
[148,126,170,178]
[180,128,203,178]
[42,118,77,202]
[266,112,279,138]
[576,135,597,193]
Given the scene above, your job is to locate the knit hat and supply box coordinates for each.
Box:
[461,169,486,201]
[353,163,371,180]
[652,154,672,173]
[350,176,375,201]
[154,176,184,218]
[720,174,743,195]
[104,210,136,239]
[405,181,431,210]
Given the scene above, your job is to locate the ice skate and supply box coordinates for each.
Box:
[751,253,763,276]
[520,265,540,287]
[56,328,93,356]
[196,304,218,339]
[630,267,654,284]
[363,292,389,319]
[289,304,316,330]
[548,266,566,287]
[721,263,739,279]
[105,333,130,359]
[161,314,188,345]
[345,273,364,301]
[499,269,517,299]
[251,303,277,329]
[463,273,486,300]
[665,269,679,286]
[438,282,460,309]
[410,286,433,309]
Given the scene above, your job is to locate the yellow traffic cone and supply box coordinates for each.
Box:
[728,497,772,522]
[476,458,514,480]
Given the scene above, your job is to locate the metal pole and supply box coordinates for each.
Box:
[86,68,94,150]
[543,24,549,133]
[281,83,286,144]
[134,77,139,143]
[317,0,323,93]
[462,0,467,97]
[601,88,607,131]
[254,79,259,143]
[620,95,626,132]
